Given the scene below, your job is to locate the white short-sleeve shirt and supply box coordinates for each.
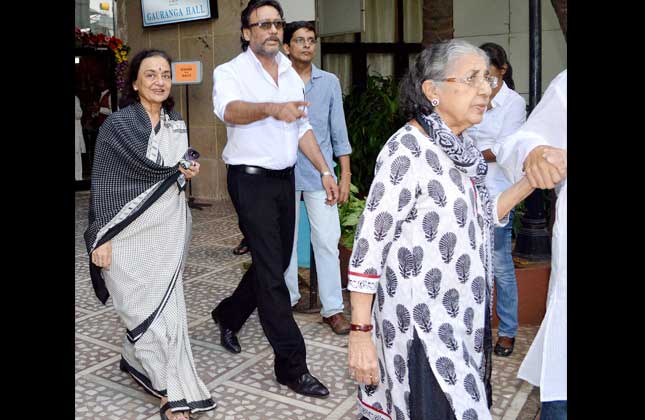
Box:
[212,49,312,170]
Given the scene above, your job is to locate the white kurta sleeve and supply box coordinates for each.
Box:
[347,135,420,294]
[495,70,567,183]
[491,194,511,227]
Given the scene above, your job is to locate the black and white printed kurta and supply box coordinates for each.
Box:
[348,123,507,420]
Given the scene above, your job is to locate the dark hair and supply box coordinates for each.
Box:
[479,42,515,90]
[399,39,488,120]
[284,21,316,45]
[240,0,284,51]
[122,49,175,111]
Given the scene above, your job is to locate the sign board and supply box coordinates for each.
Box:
[317,0,363,37]
[141,0,218,27]
[172,61,203,85]
[280,0,315,21]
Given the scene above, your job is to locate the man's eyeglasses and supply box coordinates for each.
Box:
[248,20,286,30]
[441,74,498,89]
[292,37,317,46]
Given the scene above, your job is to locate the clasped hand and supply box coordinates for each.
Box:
[523,145,567,189]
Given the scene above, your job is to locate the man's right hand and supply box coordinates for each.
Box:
[269,101,309,123]
[523,145,567,189]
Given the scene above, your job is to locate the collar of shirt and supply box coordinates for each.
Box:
[490,81,511,109]
[245,48,292,85]
[304,64,324,93]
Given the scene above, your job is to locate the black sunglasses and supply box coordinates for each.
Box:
[248,20,286,30]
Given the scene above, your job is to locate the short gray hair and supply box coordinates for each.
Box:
[399,39,489,120]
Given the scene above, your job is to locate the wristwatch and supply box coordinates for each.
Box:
[320,171,332,178]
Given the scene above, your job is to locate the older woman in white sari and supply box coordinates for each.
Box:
[84,49,215,420]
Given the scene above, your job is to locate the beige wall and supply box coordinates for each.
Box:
[118,0,246,201]
[454,0,567,104]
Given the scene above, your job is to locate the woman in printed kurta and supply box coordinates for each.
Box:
[347,40,537,420]
[85,50,215,420]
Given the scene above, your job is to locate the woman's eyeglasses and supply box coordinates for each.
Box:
[441,75,498,89]
[248,20,286,30]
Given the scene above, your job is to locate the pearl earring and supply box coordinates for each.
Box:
[431,98,439,107]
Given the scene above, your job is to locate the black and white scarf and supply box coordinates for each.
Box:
[84,102,183,303]
[415,112,493,224]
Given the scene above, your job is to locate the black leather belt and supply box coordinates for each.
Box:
[228,164,294,179]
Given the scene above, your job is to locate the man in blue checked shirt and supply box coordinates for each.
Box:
[283,20,353,334]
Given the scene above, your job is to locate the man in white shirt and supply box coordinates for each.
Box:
[495,69,567,419]
[210,0,337,398]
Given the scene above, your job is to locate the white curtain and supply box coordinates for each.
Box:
[363,0,396,42]
[404,0,423,43]
[321,33,354,95]
[324,53,353,94]
[322,0,424,92]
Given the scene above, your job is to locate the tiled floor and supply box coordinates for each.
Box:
[75,191,540,419]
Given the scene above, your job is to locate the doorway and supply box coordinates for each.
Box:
[74,48,118,190]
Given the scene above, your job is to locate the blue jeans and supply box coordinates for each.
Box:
[284,190,344,318]
[494,210,518,338]
[541,400,567,420]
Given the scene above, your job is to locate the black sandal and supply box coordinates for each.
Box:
[161,402,192,420]
[232,239,249,255]
[494,336,515,357]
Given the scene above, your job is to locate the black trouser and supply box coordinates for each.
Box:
[214,165,308,382]
[408,329,457,420]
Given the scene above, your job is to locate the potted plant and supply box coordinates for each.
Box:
[343,74,406,195]
[337,74,404,287]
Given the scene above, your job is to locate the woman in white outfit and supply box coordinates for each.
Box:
[84,49,215,420]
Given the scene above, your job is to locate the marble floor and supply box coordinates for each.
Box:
[75,191,541,420]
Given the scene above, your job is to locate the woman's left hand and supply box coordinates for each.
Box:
[179,161,200,180]
[348,331,380,385]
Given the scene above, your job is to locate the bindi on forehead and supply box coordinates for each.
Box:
[142,66,169,72]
